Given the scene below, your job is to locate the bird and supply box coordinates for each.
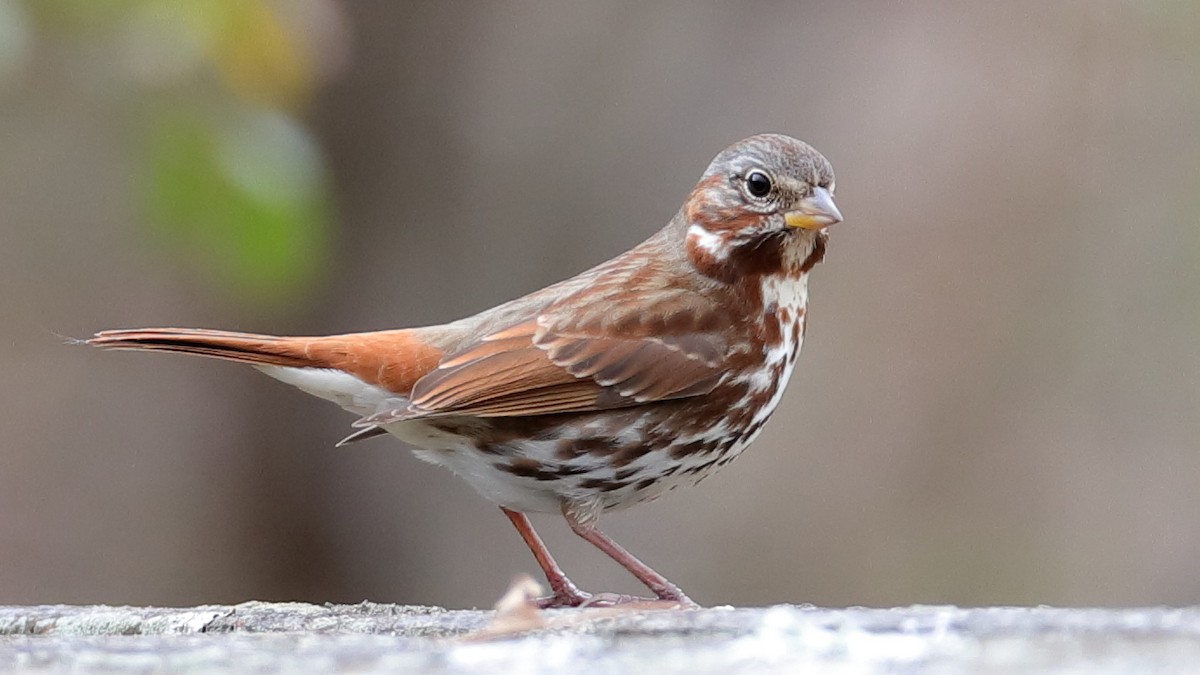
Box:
[89,133,842,608]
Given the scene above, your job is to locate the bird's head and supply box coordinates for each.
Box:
[683,134,840,280]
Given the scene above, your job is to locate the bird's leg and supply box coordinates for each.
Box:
[561,506,698,608]
[501,507,592,608]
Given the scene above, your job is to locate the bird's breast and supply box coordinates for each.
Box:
[717,269,810,441]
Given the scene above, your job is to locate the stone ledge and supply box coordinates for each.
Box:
[2,602,1200,673]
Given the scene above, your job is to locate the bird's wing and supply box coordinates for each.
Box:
[357,292,730,425]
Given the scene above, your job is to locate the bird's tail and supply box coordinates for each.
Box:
[87,328,323,368]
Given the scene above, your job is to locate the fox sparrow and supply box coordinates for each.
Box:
[90,134,842,608]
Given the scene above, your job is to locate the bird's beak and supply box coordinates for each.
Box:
[784,187,843,230]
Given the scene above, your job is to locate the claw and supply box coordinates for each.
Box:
[533,589,592,609]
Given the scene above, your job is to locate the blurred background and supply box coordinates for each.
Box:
[2,1,1199,609]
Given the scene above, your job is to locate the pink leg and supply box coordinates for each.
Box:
[501,507,592,608]
[562,508,697,608]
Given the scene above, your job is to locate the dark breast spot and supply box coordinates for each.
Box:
[579,477,628,492]
[634,477,658,492]
[738,419,767,444]
[772,359,786,380]
[668,440,708,460]
[611,443,656,467]
[614,467,640,481]
[683,459,718,476]
[557,437,619,460]
[496,458,589,481]
[761,303,783,347]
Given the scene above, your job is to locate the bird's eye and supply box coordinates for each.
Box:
[744,170,773,199]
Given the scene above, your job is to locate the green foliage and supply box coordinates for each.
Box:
[139,107,329,305]
[23,0,336,308]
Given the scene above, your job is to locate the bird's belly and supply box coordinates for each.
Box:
[383,419,568,514]
[381,389,793,518]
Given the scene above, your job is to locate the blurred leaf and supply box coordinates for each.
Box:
[191,0,315,108]
[137,106,329,306]
[33,0,316,107]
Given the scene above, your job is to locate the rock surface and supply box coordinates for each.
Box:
[2,602,1200,673]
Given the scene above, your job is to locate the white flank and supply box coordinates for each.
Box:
[256,364,572,514]
[254,365,406,417]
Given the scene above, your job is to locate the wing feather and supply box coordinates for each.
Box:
[361,290,731,425]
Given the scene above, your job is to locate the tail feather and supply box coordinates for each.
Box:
[87,328,321,369]
[88,326,447,398]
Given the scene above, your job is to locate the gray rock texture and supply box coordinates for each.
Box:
[2,602,1200,673]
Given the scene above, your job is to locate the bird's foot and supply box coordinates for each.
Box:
[533,578,594,608]
[532,587,698,609]
[580,591,699,609]
[533,590,592,608]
